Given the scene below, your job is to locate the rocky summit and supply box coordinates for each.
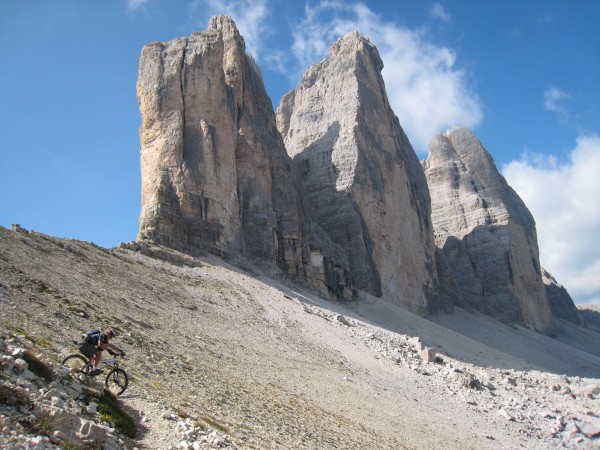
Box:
[276,32,438,315]
[422,127,553,333]
[137,16,584,334]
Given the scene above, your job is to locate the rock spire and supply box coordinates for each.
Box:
[277,32,438,315]
[136,16,352,300]
[135,17,581,329]
[423,127,553,333]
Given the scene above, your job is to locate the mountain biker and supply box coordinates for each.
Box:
[79,326,125,376]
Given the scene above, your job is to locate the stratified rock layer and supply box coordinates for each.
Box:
[423,128,553,333]
[277,32,438,315]
[137,16,352,300]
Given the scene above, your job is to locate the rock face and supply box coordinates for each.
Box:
[135,16,577,328]
[578,304,600,334]
[542,268,586,327]
[276,32,438,315]
[136,16,352,300]
[423,128,553,333]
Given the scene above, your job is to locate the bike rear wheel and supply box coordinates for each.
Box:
[61,354,90,375]
[105,368,128,395]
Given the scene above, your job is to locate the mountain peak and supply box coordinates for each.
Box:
[208,15,239,35]
[423,128,553,333]
[329,31,383,70]
[277,26,437,315]
[136,19,353,302]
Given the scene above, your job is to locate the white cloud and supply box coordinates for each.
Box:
[126,0,149,11]
[194,0,270,59]
[536,14,553,27]
[502,135,600,305]
[543,86,570,123]
[429,3,451,23]
[290,1,482,152]
[508,28,522,40]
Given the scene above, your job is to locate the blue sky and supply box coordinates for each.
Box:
[1,0,598,304]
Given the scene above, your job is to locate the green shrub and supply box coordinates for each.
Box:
[96,389,136,438]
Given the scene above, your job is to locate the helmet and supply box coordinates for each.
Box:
[106,327,116,338]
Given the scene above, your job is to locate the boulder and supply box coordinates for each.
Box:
[581,422,600,439]
[419,347,436,363]
[336,314,352,326]
[13,358,28,373]
[497,408,515,421]
[408,337,424,352]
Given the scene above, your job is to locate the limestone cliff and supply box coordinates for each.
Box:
[423,127,553,333]
[135,17,576,328]
[277,32,438,315]
[136,16,352,300]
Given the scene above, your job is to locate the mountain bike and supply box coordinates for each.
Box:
[61,348,129,395]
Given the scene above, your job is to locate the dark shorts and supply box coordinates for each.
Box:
[78,341,97,359]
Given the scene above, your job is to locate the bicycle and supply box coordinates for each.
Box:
[61,347,129,395]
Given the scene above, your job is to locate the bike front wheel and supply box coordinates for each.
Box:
[105,368,128,395]
[61,354,90,375]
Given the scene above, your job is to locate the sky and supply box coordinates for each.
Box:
[1,0,599,305]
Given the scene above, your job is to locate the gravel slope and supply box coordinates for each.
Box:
[1,226,599,449]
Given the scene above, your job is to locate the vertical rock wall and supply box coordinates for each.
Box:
[137,16,353,300]
[423,128,553,333]
[136,17,576,328]
[277,32,438,315]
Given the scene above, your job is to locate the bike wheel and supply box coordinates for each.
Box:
[61,354,90,375]
[105,368,128,395]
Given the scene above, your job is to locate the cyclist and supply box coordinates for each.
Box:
[79,326,125,376]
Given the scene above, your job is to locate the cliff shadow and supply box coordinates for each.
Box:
[579,307,600,334]
[439,226,525,324]
[428,307,600,378]
[291,121,381,297]
[265,277,600,379]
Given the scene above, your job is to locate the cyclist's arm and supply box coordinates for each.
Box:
[106,342,125,354]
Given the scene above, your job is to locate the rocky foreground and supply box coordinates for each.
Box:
[1,225,599,449]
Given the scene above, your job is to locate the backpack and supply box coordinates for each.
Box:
[82,329,101,345]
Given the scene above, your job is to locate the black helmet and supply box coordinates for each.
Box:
[106,327,116,338]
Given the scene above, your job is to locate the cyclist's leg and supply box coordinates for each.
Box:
[91,349,103,373]
[78,341,96,359]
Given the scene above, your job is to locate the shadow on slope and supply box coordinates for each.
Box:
[3,224,598,383]
[552,317,600,359]
[429,308,600,378]
[579,306,600,334]
[273,282,600,379]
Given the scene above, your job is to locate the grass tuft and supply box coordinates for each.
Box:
[198,414,230,434]
[0,384,30,407]
[96,389,136,438]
